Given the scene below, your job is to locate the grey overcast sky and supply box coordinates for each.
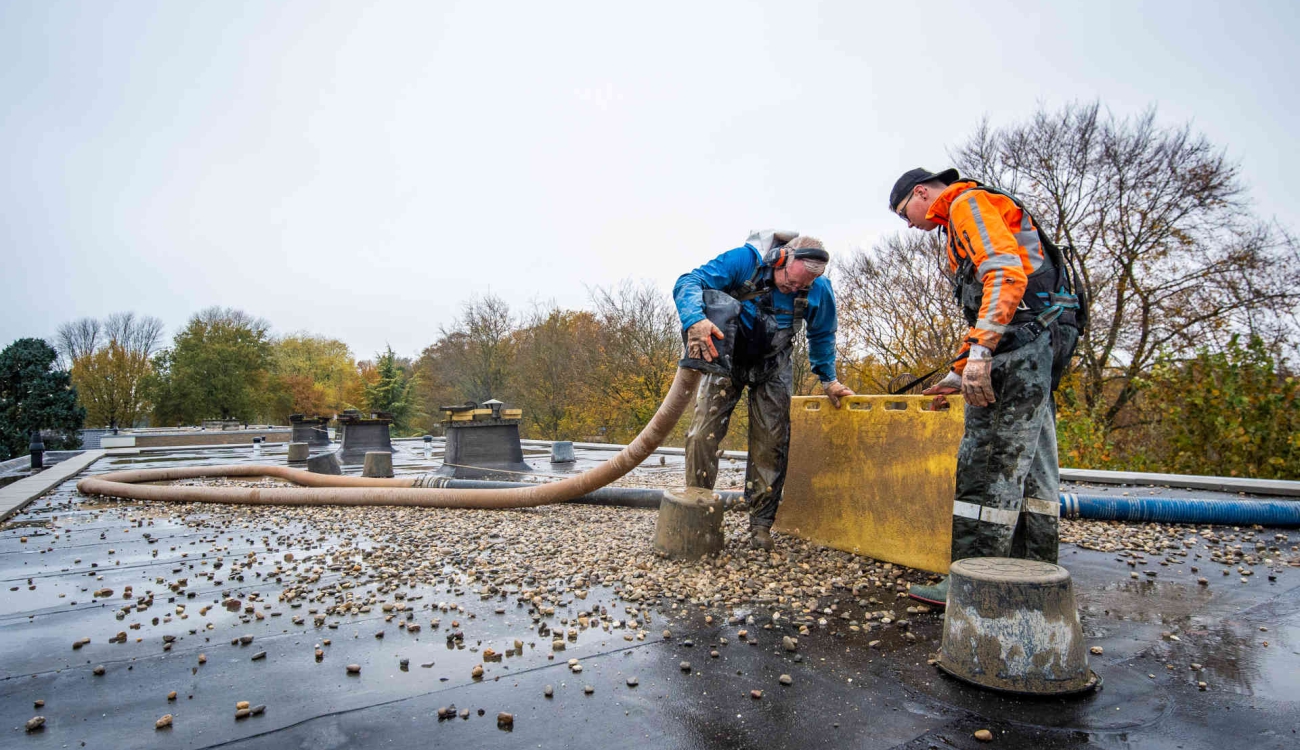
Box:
[3,0,1297,360]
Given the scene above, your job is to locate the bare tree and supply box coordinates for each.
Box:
[104,312,164,358]
[191,306,270,338]
[437,294,515,404]
[833,232,966,392]
[54,317,101,370]
[950,103,1300,429]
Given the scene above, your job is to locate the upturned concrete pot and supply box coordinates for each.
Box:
[362,451,394,478]
[936,557,1100,695]
[287,442,309,463]
[653,487,726,561]
[550,441,576,463]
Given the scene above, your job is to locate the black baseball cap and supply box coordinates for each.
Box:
[889,167,959,212]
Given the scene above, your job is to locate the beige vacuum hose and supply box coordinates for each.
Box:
[77,368,702,509]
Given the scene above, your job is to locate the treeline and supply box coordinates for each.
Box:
[51,281,729,448]
[21,102,1300,478]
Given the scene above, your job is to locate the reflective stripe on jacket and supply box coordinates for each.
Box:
[926,181,1048,373]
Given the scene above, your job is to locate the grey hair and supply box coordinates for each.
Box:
[786,236,827,276]
[786,235,824,252]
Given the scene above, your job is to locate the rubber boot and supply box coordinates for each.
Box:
[749,525,774,551]
[908,577,949,607]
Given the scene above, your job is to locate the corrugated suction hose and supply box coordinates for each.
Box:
[76,368,701,509]
[1061,493,1300,527]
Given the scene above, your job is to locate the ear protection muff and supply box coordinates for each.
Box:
[763,245,830,268]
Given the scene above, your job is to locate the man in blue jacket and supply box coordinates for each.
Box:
[674,231,854,551]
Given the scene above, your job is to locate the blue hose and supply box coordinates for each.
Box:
[1060,493,1300,527]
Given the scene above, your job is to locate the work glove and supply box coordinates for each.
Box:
[686,319,725,362]
[961,345,996,407]
[822,380,854,409]
[922,370,962,410]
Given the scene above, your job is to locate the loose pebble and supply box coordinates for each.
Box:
[21,460,1291,748]
[156,714,173,729]
[974,728,993,742]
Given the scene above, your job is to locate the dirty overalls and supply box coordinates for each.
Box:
[684,284,807,531]
[944,190,1082,566]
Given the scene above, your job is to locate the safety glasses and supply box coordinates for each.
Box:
[895,190,914,222]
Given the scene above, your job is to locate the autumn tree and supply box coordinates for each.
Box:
[267,333,359,419]
[1143,336,1300,479]
[410,338,466,435]
[60,312,164,428]
[587,280,680,442]
[949,102,1300,430]
[148,308,272,424]
[512,304,600,439]
[0,338,84,459]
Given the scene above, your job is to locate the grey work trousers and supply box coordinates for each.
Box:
[684,348,794,530]
[950,329,1069,565]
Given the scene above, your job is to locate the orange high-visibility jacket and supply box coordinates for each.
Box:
[925,181,1049,374]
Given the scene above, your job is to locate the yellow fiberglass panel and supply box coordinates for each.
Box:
[773,394,964,574]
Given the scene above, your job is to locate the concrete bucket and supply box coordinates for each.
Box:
[653,487,726,561]
[935,557,1101,695]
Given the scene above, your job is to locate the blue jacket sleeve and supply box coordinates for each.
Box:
[673,247,759,331]
[805,277,838,383]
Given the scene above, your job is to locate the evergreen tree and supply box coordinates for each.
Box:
[363,346,418,433]
[0,338,85,459]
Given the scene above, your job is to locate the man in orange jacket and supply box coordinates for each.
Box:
[889,168,1080,606]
